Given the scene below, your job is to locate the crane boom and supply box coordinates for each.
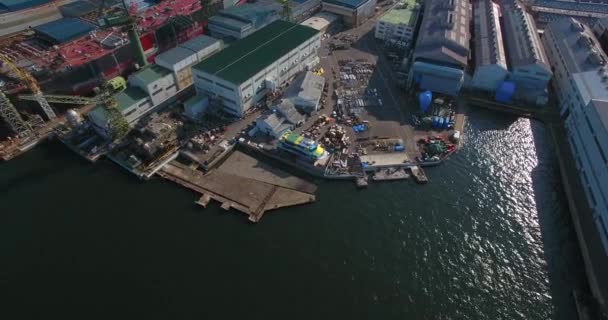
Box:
[19,94,96,105]
[0,54,57,120]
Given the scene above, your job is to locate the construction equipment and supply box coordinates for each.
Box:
[96,0,148,68]
[0,54,57,121]
[276,0,292,22]
[19,82,130,140]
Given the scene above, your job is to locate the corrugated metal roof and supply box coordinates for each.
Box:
[155,46,196,66]
[34,18,96,44]
[193,20,319,84]
[473,0,507,68]
[88,87,149,123]
[180,35,221,53]
[59,0,97,17]
[0,0,51,11]
[131,65,171,85]
[501,0,550,71]
[322,0,370,9]
[413,0,471,68]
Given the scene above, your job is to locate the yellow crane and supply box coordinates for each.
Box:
[19,83,130,141]
[0,54,57,120]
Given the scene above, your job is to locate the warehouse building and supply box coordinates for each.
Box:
[34,17,96,45]
[470,0,508,92]
[155,35,222,90]
[322,0,377,26]
[87,63,183,138]
[374,0,419,47]
[207,3,281,40]
[409,0,471,96]
[542,18,608,255]
[501,0,552,105]
[284,71,325,114]
[0,0,52,11]
[128,64,177,106]
[192,20,321,117]
[255,100,306,138]
[88,87,153,138]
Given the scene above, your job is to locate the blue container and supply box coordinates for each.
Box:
[394,144,405,152]
[432,116,439,128]
[444,117,450,128]
[438,117,444,128]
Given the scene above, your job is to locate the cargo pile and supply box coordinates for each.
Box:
[322,124,350,152]
[417,136,456,162]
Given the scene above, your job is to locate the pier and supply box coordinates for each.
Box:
[158,151,317,222]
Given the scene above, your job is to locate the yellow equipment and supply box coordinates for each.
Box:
[0,53,56,120]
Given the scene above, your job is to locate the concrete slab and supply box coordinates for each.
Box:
[218,150,318,194]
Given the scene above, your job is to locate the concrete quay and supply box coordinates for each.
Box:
[158,151,317,222]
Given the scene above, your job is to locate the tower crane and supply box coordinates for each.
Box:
[19,83,130,140]
[0,54,57,121]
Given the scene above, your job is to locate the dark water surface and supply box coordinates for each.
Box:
[0,109,587,319]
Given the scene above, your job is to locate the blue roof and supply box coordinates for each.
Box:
[0,0,50,11]
[34,18,96,44]
[322,0,370,9]
[59,0,97,17]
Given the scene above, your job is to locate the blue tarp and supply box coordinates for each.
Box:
[352,124,368,133]
[419,90,432,113]
[394,144,405,152]
[496,81,516,103]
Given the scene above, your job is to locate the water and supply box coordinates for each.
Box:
[0,109,587,319]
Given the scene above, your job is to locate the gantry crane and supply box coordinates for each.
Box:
[0,54,57,120]
[0,91,32,137]
[19,83,130,140]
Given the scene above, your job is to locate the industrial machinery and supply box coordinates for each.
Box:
[19,82,130,140]
[0,91,32,137]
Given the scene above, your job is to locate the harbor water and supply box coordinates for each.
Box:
[0,108,587,319]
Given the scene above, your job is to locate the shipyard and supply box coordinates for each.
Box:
[1,0,608,317]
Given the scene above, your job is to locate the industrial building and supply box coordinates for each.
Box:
[88,87,153,138]
[192,20,321,117]
[374,0,419,47]
[470,0,508,92]
[255,100,306,138]
[0,0,52,12]
[542,18,608,254]
[155,35,223,90]
[501,0,552,105]
[284,71,325,114]
[409,0,471,96]
[322,0,377,26]
[300,11,339,33]
[34,17,96,45]
[207,3,281,40]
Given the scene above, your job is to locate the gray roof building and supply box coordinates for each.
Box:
[501,0,550,72]
[473,0,506,69]
[285,71,325,112]
[413,0,471,68]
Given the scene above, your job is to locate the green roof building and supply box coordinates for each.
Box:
[374,0,420,45]
[192,20,321,117]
